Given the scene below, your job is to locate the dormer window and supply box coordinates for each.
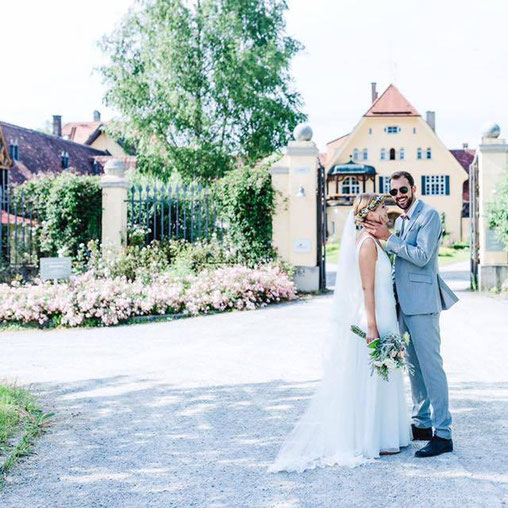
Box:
[61,151,69,169]
[9,140,19,161]
[385,126,401,134]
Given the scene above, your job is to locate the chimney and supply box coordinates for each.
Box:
[52,115,62,137]
[462,142,469,150]
[93,110,101,122]
[371,82,378,103]
[426,111,436,132]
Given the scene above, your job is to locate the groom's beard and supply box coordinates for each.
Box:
[396,194,414,211]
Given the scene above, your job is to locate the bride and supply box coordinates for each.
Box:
[268,193,410,473]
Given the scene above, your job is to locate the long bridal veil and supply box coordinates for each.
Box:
[268,211,369,473]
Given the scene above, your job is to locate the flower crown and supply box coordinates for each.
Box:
[355,194,386,223]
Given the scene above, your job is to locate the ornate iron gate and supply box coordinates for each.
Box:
[316,161,327,290]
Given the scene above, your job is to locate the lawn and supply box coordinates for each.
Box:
[438,245,470,267]
[325,241,340,264]
[0,384,52,483]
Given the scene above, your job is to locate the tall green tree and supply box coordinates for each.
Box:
[99,0,306,182]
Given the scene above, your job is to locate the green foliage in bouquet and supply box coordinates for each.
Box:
[350,325,413,381]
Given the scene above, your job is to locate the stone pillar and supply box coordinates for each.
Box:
[477,123,508,290]
[99,159,130,249]
[270,124,320,291]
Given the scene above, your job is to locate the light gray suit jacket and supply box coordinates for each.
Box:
[386,200,459,316]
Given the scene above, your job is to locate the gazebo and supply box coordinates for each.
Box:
[327,159,377,204]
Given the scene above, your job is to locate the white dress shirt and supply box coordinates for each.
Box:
[389,198,419,241]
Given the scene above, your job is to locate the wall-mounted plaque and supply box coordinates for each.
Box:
[293,238,312,253]
[485,229,506,252]
[270,166,289,175]
[293,167,310,175]
[40,257,72,281]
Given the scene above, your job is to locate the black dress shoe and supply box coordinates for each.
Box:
[415,436,453,458]
[411,424,433,441]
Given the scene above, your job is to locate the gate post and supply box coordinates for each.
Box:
[99,159,130,250]
[475,124,508,290]
[270,124,321,291]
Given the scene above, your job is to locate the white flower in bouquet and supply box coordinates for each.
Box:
[383,358,397,370]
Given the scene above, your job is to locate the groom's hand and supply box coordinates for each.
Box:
[364,221,391,241]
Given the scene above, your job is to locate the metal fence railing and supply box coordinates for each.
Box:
[127,184,225,245]
[0,186,39,269]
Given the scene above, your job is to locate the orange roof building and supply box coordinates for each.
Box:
[364,84,420,117]
[62,111,129,158]
[324,82,469,243]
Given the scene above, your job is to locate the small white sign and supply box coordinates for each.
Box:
[40,257,72,281]
[293,238,312,253]
[293,167,310,175]
[486,229,505,252]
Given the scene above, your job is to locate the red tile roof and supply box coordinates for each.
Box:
[1,121,108,184]
[450,149,475,174]
[450,148,475,206]
[364,84,420,117]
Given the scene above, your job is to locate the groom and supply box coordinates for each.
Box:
[364,171,458,458]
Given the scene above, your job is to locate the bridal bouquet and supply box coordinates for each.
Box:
[350,325,414,381]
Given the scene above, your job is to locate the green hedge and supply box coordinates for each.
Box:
[17,173,102,258]
[15,161,277,267]
[213,161,276,265]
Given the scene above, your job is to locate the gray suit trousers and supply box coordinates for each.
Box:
[398,310,452,439]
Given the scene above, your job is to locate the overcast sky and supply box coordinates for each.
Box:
[2,0,506,152]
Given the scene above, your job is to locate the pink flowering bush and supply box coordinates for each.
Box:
[183,264,296,314]
[0,264,297,328]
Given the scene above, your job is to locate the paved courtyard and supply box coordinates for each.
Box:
[1,262,507,507]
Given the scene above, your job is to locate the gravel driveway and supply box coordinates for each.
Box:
[1,262,507,507]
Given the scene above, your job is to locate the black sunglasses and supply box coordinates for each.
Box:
[389,186,409,196]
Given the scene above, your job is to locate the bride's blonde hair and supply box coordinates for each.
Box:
[353,193,385,226]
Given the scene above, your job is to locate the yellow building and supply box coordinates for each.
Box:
[62,111,128,158]
[324,84,468,243]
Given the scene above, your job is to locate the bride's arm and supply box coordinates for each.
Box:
[358,238,379,344]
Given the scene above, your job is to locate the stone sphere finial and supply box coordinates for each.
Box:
[103,158,126,178]
[482,122,500,138]
[293,123,313,142]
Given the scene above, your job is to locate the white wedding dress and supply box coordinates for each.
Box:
[268,211,410,473]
